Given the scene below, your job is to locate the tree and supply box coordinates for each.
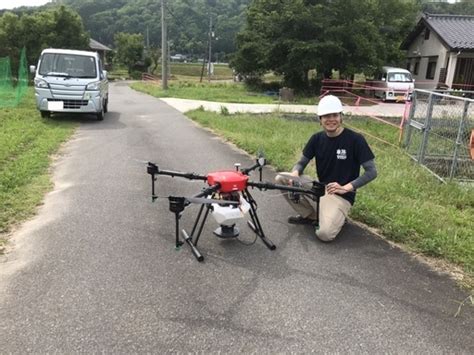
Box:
[145,45,161,74]
[0,6,89,74]
[418,0,474,15]
[231,0,419,92]
[114,32,144,74]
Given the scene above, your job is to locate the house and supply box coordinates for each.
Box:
[89,38,112,66]
[400,13,474,91]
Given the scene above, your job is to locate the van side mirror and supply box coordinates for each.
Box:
[381,77,386,82]
[29,65,36,74]
[102,70,108,80]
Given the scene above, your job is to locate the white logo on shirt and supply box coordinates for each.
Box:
[337,149,347,160]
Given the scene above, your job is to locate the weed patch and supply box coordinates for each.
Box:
[0,88,76,243]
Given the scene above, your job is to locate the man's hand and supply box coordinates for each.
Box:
[326,182,353,195]
[288,170,300,186]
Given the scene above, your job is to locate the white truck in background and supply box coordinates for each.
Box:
[373,66,414,102]
[30,48,109,120]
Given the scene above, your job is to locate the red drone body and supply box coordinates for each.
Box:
[206,170,249,193]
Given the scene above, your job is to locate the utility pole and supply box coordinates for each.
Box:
[146,26,150,49]
[208,14,213,83]
[161,0,168,90]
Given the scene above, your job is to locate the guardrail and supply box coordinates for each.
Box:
[142,73,160,83]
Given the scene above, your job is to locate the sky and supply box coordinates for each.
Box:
[1,0,51,10]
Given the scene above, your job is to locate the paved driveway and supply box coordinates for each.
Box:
[160,97,407,117]
[0,82,472,353]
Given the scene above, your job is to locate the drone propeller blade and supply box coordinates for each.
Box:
[133,158,150,164]
[277,172,315,185]
[185,197,240,205]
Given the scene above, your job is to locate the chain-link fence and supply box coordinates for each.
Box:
[403,89,474,182]
[0,47,28,108]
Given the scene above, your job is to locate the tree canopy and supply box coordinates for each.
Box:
[114,32,145,74]
[231,0,419,91]
[0,6,89,73]
[418,0,474,15]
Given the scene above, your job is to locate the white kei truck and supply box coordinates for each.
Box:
[30,48,109,120]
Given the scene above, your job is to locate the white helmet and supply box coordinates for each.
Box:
[317,95,343,116]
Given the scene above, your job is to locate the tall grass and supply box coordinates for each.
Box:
[186,109,474,282]
[0,88,76,248]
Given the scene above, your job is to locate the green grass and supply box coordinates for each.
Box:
[108,62,234,81]
[131,81,284,104]
[186,109,474,283]
[131,81,319,105]
[152,62,234,78]
[0,88,77,249]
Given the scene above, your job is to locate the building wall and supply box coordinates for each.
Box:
[405,27,449,90]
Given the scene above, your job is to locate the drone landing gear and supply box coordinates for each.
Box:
[169,196,205,261]
[168,189,275,262]
[243,188,276,251]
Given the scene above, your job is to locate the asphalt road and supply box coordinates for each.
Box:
[0,82,472,353]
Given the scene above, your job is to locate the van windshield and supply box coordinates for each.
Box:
[39,53,97,78]
[387,72,412,82]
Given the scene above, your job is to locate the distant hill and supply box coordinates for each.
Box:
[60,0,250,61]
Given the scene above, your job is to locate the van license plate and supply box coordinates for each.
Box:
[396,96,404,101]
[48,101,64,110]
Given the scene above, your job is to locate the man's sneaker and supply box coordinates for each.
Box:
[287,215,316,225]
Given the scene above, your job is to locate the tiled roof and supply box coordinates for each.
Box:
[401,14,474,51]
[89,38,112,51]
[425,14,474,50]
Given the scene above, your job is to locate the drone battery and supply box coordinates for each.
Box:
[206,171,249,192]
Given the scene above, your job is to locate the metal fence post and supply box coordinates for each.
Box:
[418,92,434,164]
[449,100,469,180]
[403,90,417,149]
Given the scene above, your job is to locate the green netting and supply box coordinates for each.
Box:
[0,47,28,108]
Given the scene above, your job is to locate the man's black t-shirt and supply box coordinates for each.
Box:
[302,128,375,205]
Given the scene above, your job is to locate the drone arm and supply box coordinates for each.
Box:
[158,169,207,181]
[193,184,220,198]
[147,162,207,180]
[241,162,260,175]
[241,156,266,177]
[247,180,325,198]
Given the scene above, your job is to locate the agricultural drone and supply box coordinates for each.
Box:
[146,156,325,261]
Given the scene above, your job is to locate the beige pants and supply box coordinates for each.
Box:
[276,173,352,242]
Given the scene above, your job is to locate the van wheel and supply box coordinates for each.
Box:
[96,106,104,121]
[40,110,50,118]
